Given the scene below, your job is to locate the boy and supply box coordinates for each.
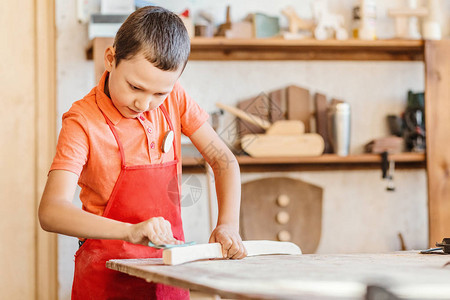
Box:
[38,6,246,299]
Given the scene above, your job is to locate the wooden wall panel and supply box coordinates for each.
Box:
[36,0,58,299]
[0,0,57,299]
[425,40,450,247]
[0,0,36,298]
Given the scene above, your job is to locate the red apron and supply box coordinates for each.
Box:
[72,106,189,299]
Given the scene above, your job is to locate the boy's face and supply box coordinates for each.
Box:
[104,47,183,119]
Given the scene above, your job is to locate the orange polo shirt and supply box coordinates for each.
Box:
[50,71,209,216]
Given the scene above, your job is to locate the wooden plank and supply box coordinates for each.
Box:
[107,252,450,299]
[183,153,426,172]
[35,0,57,299]
[163,241,301,265]
[237,95,269,137]
[268,88,286,123]
[190,37,424,49]
[0,1,36,298]
[241,134,324,157]
[189,38,424,61]
[217,102,271,130]
[236,153,425,164]
[89,38,424,64]
[314,93,332,153]
[286,86,311,132]
[425,40,450,247]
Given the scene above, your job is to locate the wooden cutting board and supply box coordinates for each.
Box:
[240,177,323,254]
[287,85,311,132]
[240,133,324,157]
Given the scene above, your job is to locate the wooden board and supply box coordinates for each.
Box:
[237,94,269,136]
[314,93,333,153]
[425,40,450,247]
[286,85,311,132]
[240,177,322,254]
[0,1,57,299]
[107,252,450,299]
[268,88,286,123]
[188,38,424,61]
[163,241,301,265]
[241,133,324,157]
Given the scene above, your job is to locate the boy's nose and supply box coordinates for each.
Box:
[134,98,150,112]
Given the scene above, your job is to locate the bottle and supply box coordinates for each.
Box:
[358,0,377,40]
[328,102,351,156]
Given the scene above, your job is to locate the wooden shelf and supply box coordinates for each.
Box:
[190,38,425,61]
[182,152,426,173]
[87,37,425,64]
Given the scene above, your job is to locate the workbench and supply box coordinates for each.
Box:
[107,251,450,299]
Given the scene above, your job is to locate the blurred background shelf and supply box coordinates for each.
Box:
[182,152,425,173]
[189,38,425,61]
[87,38,425,81]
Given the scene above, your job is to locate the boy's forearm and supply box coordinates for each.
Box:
[212,158,241,228]
[39,199,131,241]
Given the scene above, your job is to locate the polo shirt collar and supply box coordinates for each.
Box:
[96,71,123,126]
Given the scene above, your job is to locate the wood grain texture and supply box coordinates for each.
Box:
[425,40,450,247]
[183,153,426,173]
[268,88,286,122]
[107,252,450,299]
[240,177,322,254]
[35,0,58,299]
[240,133,324,157]
[237,94,270,137]
[163,241,301,265]
[0,1,37,298]
[286,85,311,132]
[188,38,424,61]
[314,93,332,153]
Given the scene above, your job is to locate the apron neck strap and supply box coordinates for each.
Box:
[101,111,126,168]
[101,105,178,166]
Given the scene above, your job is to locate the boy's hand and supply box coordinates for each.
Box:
[126,217,183,246]
[209,224,247,259]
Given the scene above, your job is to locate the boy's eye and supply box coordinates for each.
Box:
[129,83,140,90]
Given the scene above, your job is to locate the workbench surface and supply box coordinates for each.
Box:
[107,251,450,299]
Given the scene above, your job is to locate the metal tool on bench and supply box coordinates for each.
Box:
[216,102,324,157]
[420,238,450,254]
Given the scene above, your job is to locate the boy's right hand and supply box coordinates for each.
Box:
[125,217,182,246]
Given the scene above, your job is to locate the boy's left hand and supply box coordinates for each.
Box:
[209,224,247,259]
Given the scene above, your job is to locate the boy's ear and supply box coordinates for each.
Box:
[104,46,116,72]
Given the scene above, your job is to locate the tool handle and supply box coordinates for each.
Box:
[216,102,272,130]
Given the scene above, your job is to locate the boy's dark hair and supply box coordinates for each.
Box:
[113,6,190,71]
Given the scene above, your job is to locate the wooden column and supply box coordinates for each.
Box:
[0,0,57,299]
[425,40,450,247]
[36,0,58,299]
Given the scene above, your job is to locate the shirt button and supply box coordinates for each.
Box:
[139,116,145,121]
[150,141,155,149]
[147,128,152,134]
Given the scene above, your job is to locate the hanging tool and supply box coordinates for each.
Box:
[381,151,395,191]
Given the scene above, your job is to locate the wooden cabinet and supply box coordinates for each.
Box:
[89,37,450,247]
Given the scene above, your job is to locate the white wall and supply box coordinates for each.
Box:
[56,0,448,298]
